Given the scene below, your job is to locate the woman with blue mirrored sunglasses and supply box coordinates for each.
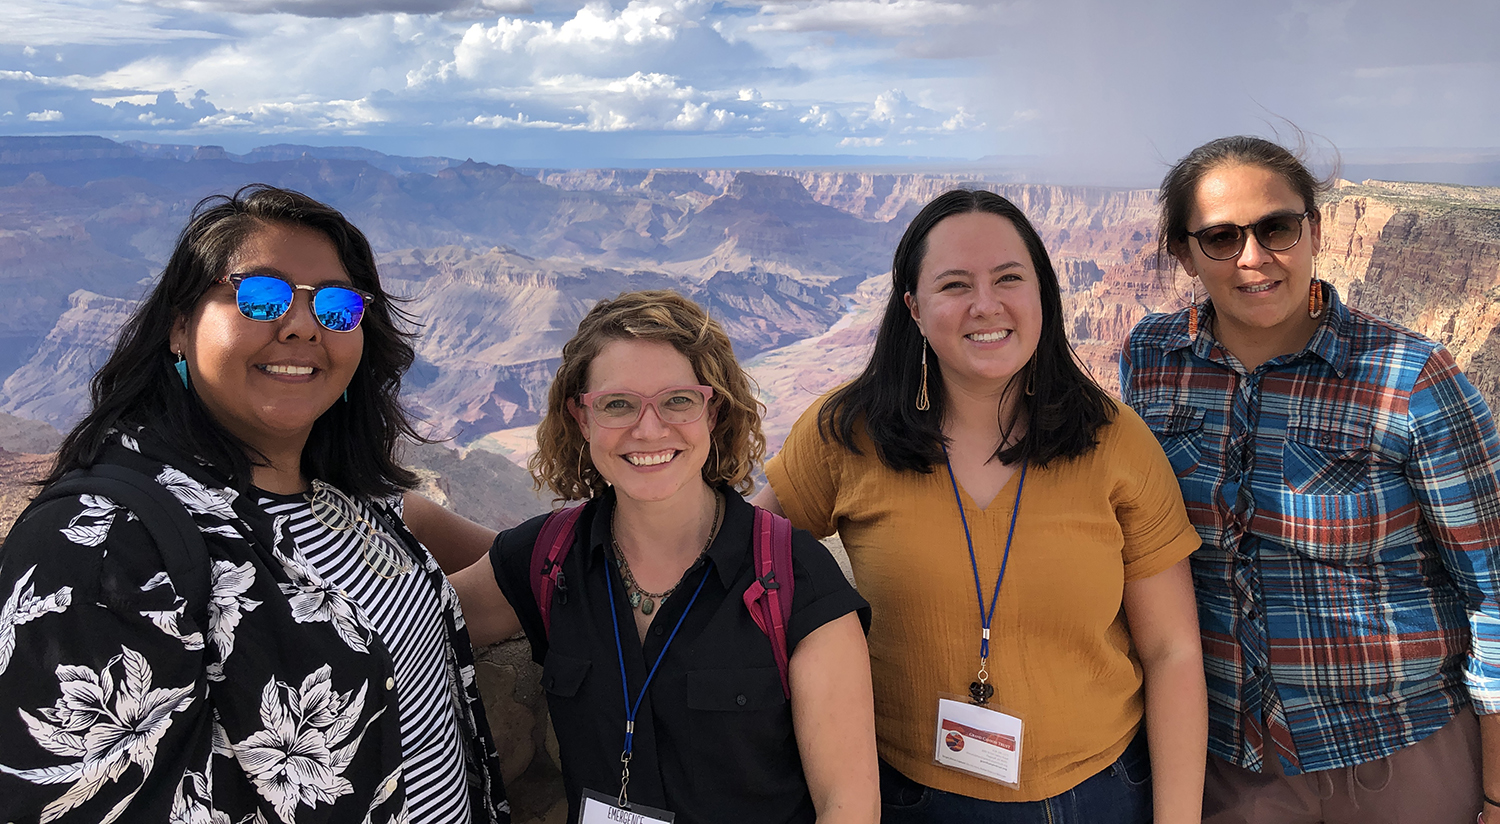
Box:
[217,272,373,332]
[0,185,511,824]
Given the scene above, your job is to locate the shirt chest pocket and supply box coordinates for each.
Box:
[1282,421,1372,495]
[541,650,592,699]
[1141,403,1205,478]
[684,667,796,794]
[1271,421,1382,561]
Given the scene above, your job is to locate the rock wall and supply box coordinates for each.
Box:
[0,290,141,425]
[475,639,566,824]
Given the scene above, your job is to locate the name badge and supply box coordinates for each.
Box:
[579,789,675,824]
[933,696,1024,788]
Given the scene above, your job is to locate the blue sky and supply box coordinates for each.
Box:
[1,0,1496,179]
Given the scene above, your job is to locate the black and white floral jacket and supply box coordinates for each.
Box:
[0,431,510,824]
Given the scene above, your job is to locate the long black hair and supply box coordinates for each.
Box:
[45,184,425,498]
[819,188,1113,472]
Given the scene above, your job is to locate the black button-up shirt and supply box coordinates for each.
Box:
[492,489,869,824]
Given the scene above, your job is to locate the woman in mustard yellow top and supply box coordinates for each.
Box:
[755,190,1207,823]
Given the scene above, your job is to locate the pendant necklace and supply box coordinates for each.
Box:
[612,490,723,616]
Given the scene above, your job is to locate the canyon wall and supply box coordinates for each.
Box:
[0,138,1497,824]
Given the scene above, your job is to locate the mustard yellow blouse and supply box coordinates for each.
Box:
[766,397,1199,802]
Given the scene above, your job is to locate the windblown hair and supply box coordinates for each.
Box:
[46,184,425,498]
[820,188,1113,472]
[530,290,766,501]
[1157,134,1335,267]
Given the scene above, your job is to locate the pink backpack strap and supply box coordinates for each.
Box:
[743,506,796,698]
[531,503,587,636]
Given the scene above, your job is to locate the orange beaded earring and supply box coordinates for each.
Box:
[1187,279,1199,338]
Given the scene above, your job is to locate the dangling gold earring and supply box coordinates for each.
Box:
[708,438,720,480]
[1187,278,1199,339]
[577,441,589,484]
[1308,276,1324,319]
[1025,356,1036,397]
[915,337,931,411]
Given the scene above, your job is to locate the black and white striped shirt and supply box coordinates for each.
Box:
[260,490,473,824]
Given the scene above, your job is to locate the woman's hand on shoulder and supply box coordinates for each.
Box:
[750,486,786,517]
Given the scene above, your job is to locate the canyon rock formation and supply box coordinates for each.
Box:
[1,136,1497,823]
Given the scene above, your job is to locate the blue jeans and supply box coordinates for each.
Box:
[879,731,1153,823]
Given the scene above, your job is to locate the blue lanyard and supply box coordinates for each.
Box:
[607,552,711,807]
[943,449,1027,701]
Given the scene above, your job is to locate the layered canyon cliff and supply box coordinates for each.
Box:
[0,137,1497,824]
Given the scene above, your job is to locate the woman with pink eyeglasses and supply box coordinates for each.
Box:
[432,290,878,824]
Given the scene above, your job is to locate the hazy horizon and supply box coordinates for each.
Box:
[1,1,1496,186]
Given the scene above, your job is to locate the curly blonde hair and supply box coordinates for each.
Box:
[530,290,767,501]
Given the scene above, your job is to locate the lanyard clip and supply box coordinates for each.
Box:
[969,657,994,704]
[618,750,632,808]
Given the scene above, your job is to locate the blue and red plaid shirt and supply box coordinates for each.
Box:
[1120,285,1500,775]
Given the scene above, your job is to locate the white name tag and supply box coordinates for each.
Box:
[579,789,675,824]
[933,697,1024,788]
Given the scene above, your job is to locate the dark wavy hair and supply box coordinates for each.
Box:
[530,290,766,501]
[819,189,1113,472]
[1157,135,1334,267]
[46,184,425,498]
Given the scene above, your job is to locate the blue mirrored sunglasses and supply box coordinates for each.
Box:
[216,273,371,333]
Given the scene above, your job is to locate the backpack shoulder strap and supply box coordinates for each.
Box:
[25,464,211,626]
[531,503,587,636]
[743,506,796,699]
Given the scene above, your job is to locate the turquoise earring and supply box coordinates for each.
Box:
[174,351,189,387]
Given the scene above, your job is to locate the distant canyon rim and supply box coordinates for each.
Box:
[1,136,1498,482]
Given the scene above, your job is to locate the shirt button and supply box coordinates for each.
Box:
[384,777,398,795]
[653,625,664,636]
[736,694,747,706]
[385,677,395,690]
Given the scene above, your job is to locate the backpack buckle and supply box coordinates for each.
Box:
[757,571,779,591]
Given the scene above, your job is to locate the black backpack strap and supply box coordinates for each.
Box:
[27,464,211,627]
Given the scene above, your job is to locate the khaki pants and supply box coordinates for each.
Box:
[1203,708,1482,824]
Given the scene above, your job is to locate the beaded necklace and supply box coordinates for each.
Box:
[611,491,723,615]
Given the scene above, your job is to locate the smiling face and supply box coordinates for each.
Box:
[1177,162,1322,362]
[572,338,715,507]
[169,221,363,463]
[904,211,1043,400]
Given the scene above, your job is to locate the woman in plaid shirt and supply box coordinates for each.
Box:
[1121,135,1498,823]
